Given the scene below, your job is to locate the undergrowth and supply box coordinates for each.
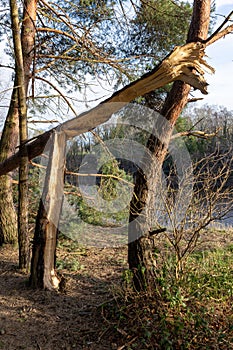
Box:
[101,244,233,349]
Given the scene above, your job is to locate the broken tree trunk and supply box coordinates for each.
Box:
[0,41,213,176]
[30,131,66,289]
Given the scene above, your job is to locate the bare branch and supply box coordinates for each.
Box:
[65,170,134,187]
[204,10,233,46]
[206,24,233,46]
[172,128,220,139]
[187,97,204,103]
[37,27,76,43]
[35,76,78,116]
[29,119,58,124]
[0,64,14,70]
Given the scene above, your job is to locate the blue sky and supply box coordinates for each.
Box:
[193,1,233,110]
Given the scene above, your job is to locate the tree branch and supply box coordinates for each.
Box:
[204,10,233,46]
[172,128,220,139]
[35,76,78,116]
[205,24,233,46]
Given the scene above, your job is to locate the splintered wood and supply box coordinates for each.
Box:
[60,42,214,138]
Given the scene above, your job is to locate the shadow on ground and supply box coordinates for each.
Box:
[0,245,128,350]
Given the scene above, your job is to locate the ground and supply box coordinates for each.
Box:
[0,243,128,350]
[0,228,233,350]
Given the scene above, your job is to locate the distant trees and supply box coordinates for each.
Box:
[180,104,233,157]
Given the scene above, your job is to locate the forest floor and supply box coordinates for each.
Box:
[0,228,233,350]
[0,240,129,350]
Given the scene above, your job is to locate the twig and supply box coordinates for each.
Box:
[0,64,14,70]
[35,76,78,116]
[188,97,204,103]
[29,119,58,123]
[65,170,134,187]
[97,325,111,342]
[30,161,46,169]
[205,24,233,46]
[204,11,233,46]
[117,336,138,350]
[36,340,41,350]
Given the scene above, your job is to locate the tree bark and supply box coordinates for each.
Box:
[30,131,66,289]
[10,0,30,269]
[0,87,19,245]
[128,0,212,291]
[0,0,37,247]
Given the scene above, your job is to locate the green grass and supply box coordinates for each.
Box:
[182,247,233,301]
[56,236,85,271]
[102,243,233,349]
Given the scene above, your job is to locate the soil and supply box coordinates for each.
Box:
[0,227,233,350]
[0,244,128,350]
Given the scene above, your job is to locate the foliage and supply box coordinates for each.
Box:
[0,0,203,123]
[64,163,132,228]
[131,0,192,58]
[56,236,85,271]
[102,236,233,349]
[62,127,134,233]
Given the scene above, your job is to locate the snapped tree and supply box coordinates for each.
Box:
[0,0,232,289]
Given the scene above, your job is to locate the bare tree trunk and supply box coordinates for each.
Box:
[18,0,37,269]
[30,131,66,289]
[128,0,212,291]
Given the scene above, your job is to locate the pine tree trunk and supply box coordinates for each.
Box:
[128,134,171,290]
[0,0,37,252]
[128,0,211,291]
[0,175,18,245]
[0,88,19,245]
